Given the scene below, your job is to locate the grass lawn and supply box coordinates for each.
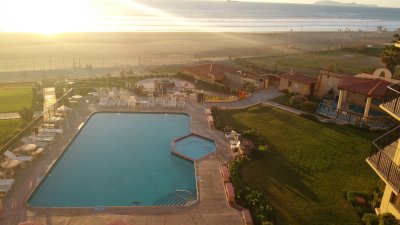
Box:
[236,48,383,76]
[217,105,381,225]
[0,119,21,146]
[0,83,33,113]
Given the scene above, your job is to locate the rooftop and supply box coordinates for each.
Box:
[280,71,317,85]
[338,77,394,97]
[183,63,257,81]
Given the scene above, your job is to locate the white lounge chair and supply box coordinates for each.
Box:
[4,150,33,162]
[162,98,170,108]
[155,98,162,106]
[0,184,12,196]
[20,137,48,148]
[169,98,177,108]
[28,135,54,143]
[0,179,14,186]
[40,128,64,134]
[178,99,185,109]
[148,98,155,108]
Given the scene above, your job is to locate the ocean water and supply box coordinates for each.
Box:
[94,1,400,32]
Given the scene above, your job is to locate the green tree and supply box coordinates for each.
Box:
[380,46,400,74]
[19,107,33,123]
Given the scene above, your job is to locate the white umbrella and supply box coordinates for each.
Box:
[57,105,71,112]
[22,144,36,152]
[1,160,20,169]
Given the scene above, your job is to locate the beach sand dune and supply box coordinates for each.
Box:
[0,31,394,82]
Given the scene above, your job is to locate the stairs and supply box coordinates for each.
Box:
[153,189,197,206]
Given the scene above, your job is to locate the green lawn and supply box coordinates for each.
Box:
[236,48,383,76]
[0,83,33,113]
[0,119,21,146]
[218,105,381,225]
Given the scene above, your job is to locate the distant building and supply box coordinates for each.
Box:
[278,70,317,96]
[182,63,265,91]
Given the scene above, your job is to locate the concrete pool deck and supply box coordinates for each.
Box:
[0,97,243,225]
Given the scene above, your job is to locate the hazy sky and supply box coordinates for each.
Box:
[240,0,399,8]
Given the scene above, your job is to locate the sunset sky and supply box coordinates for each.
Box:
[0,0,398,33]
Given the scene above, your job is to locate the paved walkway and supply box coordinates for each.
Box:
[205,87,282,109]
[0,97,243,225]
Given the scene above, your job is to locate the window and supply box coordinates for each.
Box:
[288,81,292,87]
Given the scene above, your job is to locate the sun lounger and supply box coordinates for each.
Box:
[0,184,12,196]
[170,99,177,108]
[41,123,55,128]
[178,99,185,109]
[4,150,33,162]
[40,128,63,134]
[0,179,14,186]
[28,135,54,143]
[148,98,155,108]
[99,97,109,106]
[230,141,241,151]
[162,98,170,108]
[38,132,58,137]
[20,137,48,148]
[155,98,162,106]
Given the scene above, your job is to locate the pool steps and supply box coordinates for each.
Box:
[153,189,197,206]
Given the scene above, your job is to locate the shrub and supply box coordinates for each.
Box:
[362,213,379,225]
[300,113,320,122]
[241,129,260,140]
[346,191,372,206]
[303,101,317,113]
[282,88,290,94]
[379,213,398,225]
[223,126,233,133]
[289,95,301,107]
[258,145,269,152]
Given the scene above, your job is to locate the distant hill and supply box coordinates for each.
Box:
[314,1,377,8]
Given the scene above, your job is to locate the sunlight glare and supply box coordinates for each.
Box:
[0,0,93,33]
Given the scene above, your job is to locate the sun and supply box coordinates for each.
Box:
[0,0,93,33]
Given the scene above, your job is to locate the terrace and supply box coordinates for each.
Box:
[0,81,243,224]
[367,83,400,193]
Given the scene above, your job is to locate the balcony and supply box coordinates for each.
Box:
[381,83,400,120]
[367,125,400,192]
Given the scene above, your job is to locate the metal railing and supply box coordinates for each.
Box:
[382,83,400,116]
[368,125,400,192]
[318,102,398,129]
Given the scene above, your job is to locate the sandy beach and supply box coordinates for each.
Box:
[0,31,395,82]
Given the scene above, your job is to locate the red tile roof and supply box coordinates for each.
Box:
[184,63,257,81]
[338,77,393,97]
[280,72,317,85]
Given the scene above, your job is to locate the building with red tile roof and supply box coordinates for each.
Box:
[278,70,317,96]
[338,77,393,97]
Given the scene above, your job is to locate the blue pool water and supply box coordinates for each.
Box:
[348,104,386,117]
[28,113,196,207]
[174,135,216,160]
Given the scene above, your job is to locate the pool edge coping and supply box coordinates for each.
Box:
[25,110,202,210]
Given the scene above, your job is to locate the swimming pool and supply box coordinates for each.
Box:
[174,134,216,161]
[28,113,197,207]
[348,104,386,117]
